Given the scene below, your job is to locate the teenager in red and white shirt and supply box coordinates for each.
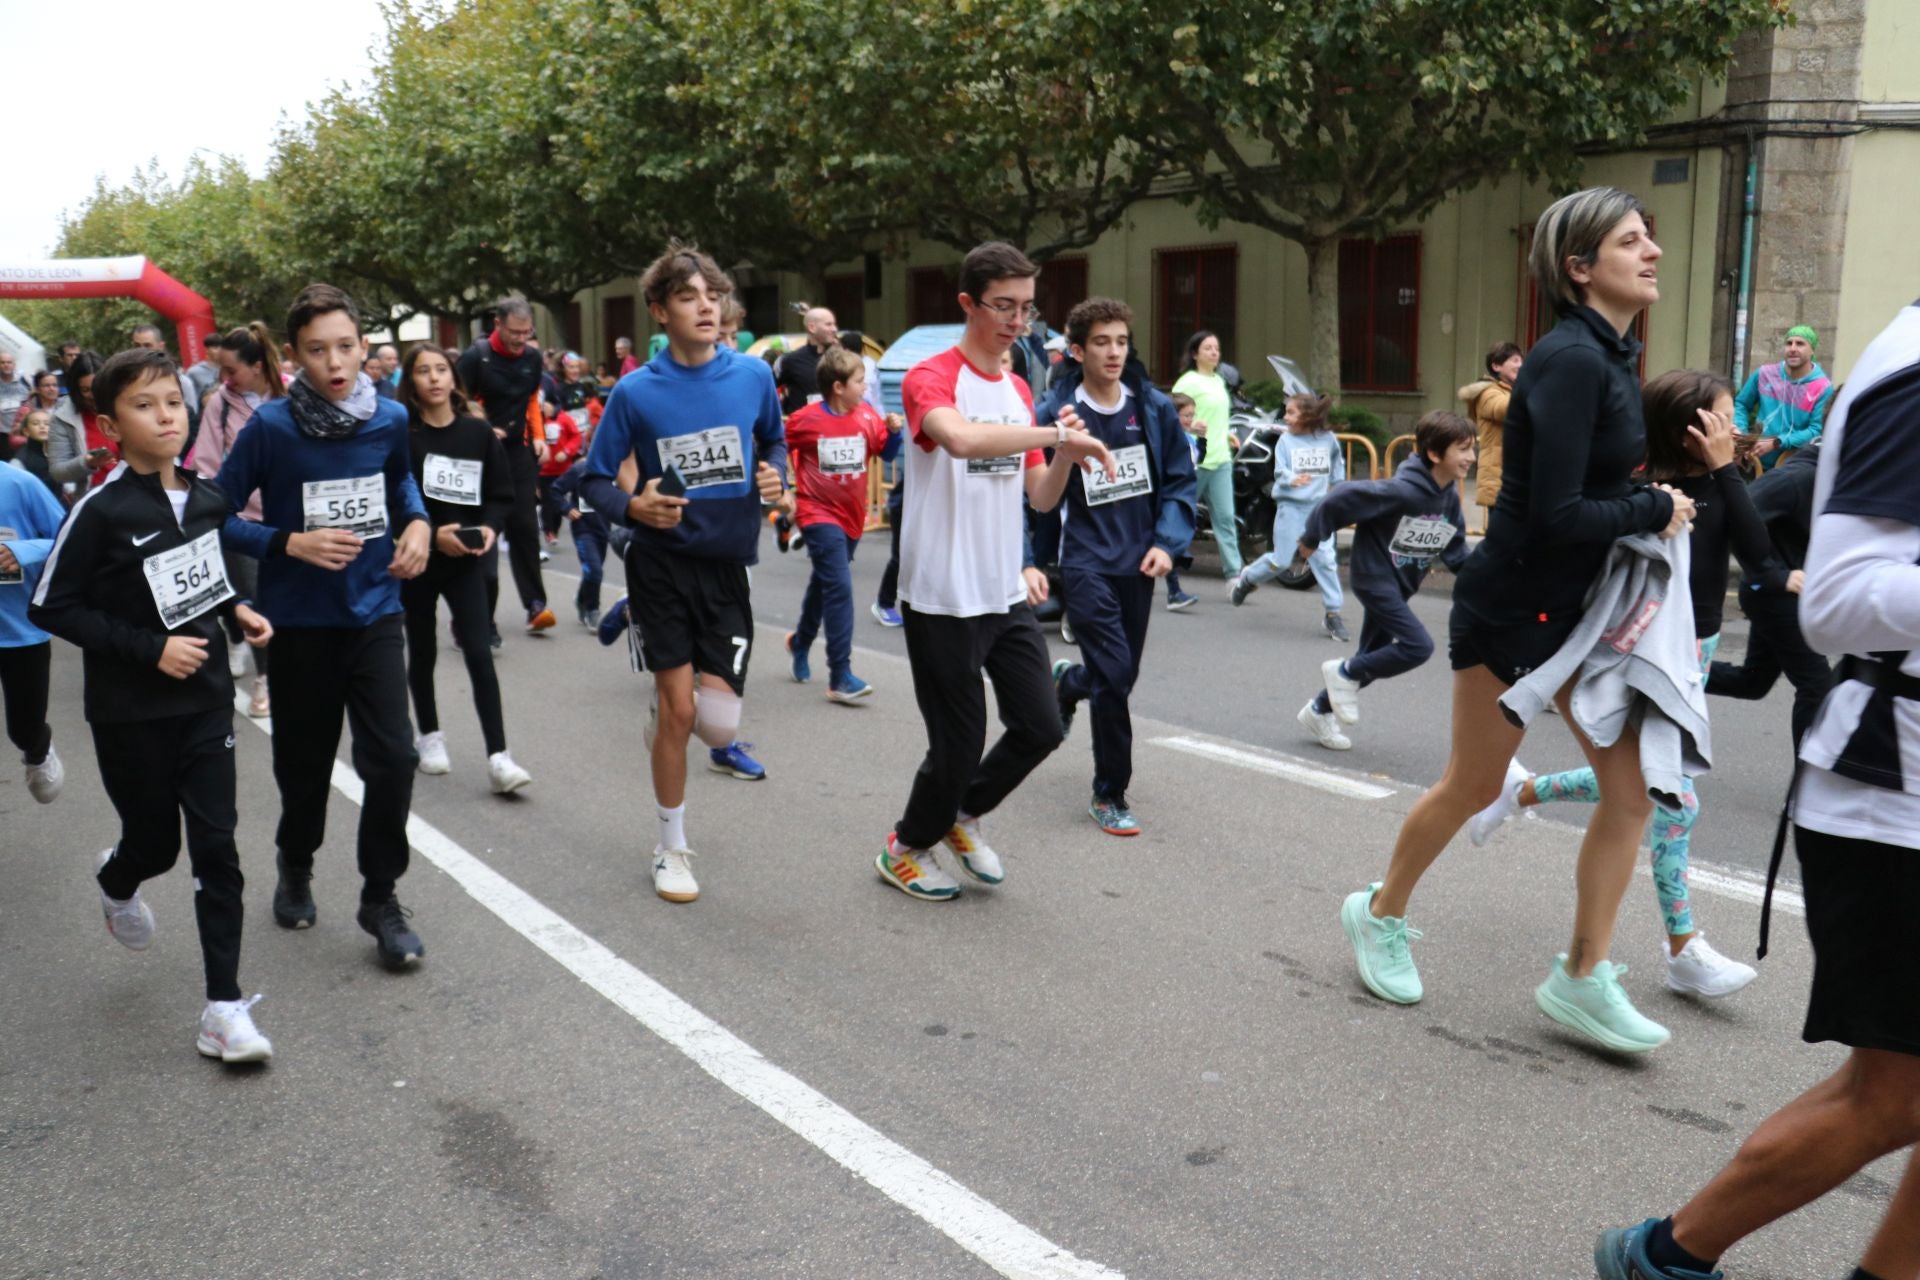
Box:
[877,241,1116,902]
[783,346,902,702]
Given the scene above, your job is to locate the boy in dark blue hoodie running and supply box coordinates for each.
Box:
[1035,297,1197,835]
[1295,410,1475,751]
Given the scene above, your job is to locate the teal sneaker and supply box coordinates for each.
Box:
[1341,883,1423,1004]
[1536,956,1670,1053]
[1089,796,1141,836]
[1594,1218,1722,1279]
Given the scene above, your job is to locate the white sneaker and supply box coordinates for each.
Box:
[1298,700,1351,751]
[228,642,249,680]
[1321,658,1361,725]
[1665,934,1758,998]
[876,838,962,901]
[487,750,532,794]
[24,745,63,804]
[247,675,271,720]
[96,849,154,951]
[943,819,1004,884]
[197,994,273,1063]
[1468,759,1532,846]
[653,846,699,903]
[415,731,450,776]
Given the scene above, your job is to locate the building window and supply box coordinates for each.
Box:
[908,265,961,328]
[824,273,865,333]
[1033,256,1089,335]
[1516,221,1650,376]
[1155,245,1237,384]
[1339,235,1421,392]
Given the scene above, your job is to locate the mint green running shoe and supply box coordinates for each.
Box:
[1535,955,1670,1053]
[1341,882,1423,1004]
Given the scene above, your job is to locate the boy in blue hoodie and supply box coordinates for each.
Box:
[1232,394,1349,640]
[0,458,72,804]
[1294,411,1475,750]
[1035,298,1197,836]
[581,244,789,905]
[215,283,433,970]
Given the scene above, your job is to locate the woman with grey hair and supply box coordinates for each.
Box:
[1339,186,1697,1053]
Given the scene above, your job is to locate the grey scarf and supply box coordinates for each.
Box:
[287,371,381,440]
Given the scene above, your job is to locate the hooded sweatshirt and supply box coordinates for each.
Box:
[1733,360,1834,467]
[1458,377,1513,507]
[1303,455,1469,600]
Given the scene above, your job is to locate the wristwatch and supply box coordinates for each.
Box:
[1055,422,1068,447]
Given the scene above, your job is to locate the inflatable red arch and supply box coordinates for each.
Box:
[0,257,216,364]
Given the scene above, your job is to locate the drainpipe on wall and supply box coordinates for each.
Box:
[1732,133,1758,384]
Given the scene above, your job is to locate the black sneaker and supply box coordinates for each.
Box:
[488,625,503,651]
[272,854,316,929]
[776,514,795,553]
[1052,659,1077,736]
[356,898,424,970]
[1324,611,1351,642]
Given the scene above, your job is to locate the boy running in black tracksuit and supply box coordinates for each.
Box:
[31,348,277,1062]
[1036,298,1197,835]
[1296,411,1475,751]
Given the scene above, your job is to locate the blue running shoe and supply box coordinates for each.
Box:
[597,597,629,647]
[870,601,903,628]
[786,632,811,683]
[1594,1219,1721,1280]
[828,673,872,703]
[1166,590,1199,612]
[708,741,766,781]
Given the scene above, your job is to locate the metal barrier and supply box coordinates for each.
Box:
[1335,433,1380,481]
[865,460,895,531]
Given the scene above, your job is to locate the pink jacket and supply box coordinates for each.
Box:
[192,383,265,521]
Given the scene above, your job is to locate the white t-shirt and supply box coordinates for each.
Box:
[896,347,1042,617]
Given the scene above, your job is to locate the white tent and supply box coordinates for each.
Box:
[0,312,47,376]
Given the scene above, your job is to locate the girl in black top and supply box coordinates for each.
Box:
[398,343,529,793]
[1341,187,1699,1055]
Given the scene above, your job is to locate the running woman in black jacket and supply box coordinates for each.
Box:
[1340,187,1697,1055]
[30,348,277,1063]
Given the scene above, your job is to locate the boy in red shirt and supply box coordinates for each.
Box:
[537,405,584,539]
[783,346,902,701]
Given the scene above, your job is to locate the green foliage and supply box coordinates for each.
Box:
[1330,404,1390,453]
[1240,378,1288,412]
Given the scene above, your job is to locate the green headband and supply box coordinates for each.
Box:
[1786,325,1819,348]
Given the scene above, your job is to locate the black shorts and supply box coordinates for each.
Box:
[1447,606,1576,688]
[1795,824,1920,1057]
[623,545,754,695]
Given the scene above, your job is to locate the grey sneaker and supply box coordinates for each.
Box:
[96,849,154,951]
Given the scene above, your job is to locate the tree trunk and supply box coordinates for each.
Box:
[531,291,574,351]
[1304,237,1341,397]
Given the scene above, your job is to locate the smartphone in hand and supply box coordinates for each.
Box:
[657,464,688,499]
[455,526,488,551]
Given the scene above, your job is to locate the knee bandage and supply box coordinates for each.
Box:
[692,687,741,749]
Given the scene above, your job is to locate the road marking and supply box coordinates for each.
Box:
[1665,857,1805,918]
[234,694,1122,1280]
[1149,734,1397,800]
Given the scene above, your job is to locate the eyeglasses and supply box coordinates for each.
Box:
[976,299,1038,321]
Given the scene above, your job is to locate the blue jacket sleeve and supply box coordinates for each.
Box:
[1732,371,1761,433]
[215,412,276,559]
[2,478,69,580]
[1149,395,1197,557]
[754,374,788,482]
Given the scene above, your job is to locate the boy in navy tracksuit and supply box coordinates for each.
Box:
[0,460,69,804]
[580,244,790,905]
[215,283,434,969]
[548,458,609,627]
[1295,411,1476,750]
[30,348,277,1061]
[1036,298,1197,835]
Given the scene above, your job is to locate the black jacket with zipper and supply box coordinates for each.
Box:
[29,465,236,724]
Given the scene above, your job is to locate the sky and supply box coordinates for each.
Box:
[0,0,391,259]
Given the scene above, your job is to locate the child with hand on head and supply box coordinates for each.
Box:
[1232,393,1347,640]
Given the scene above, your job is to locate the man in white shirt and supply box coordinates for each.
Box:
[876,241,1114,901]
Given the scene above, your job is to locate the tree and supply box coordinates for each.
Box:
[1058,0,1789,391]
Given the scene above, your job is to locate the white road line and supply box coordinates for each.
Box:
[1149,734,1397,800]
[234,694,1122,1280]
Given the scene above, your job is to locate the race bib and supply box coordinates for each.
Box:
[0,527,20,585]
[1292,444,1332,475]
[966,454,1023,478]
[543,423,560,444]
[141,530,234,629]
[1083,444,1153,507]
[1389,514,1454,560]
[422,454,483,506]
[818,435,866,476]
[658,426,746,489]
[302,474,388,539]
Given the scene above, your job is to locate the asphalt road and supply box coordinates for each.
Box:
[2,528,1893,1280]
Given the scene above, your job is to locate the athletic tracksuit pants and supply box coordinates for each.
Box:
[572,518,607,614]
[93,707,243,1002]
[1056,570,1153,802]
[402,556,507,756]
[1312,591,1433,714]
[895,603,1064,851]
[269,615,416,904]
[486,447,548,619]
[1707,584,1833,757]
[0,642,52,763]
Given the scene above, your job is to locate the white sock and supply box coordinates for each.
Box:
[658,804,687,851]
[956,813,978,830]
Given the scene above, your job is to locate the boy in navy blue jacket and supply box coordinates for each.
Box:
[216,283,434,970]
[581,244,789,905]
[1035,298,1196,835]
[548,458,609,628]
[1295,411,1475,751]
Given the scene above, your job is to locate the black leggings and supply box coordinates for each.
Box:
[0,642,52,763]
[403,554,507,755]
